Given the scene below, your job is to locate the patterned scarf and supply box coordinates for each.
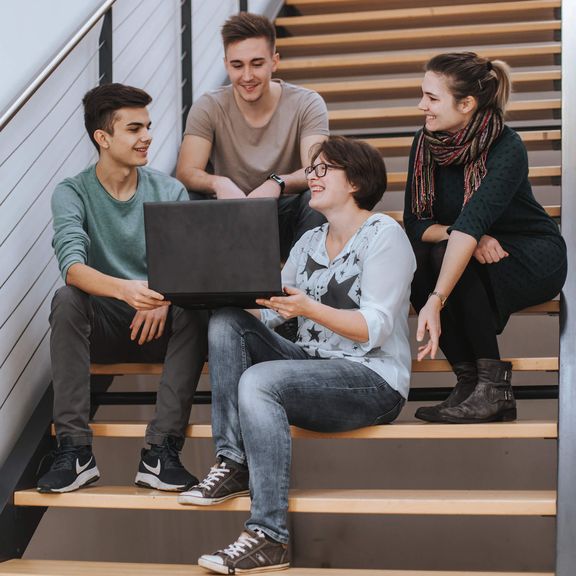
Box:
[411,108,503,219]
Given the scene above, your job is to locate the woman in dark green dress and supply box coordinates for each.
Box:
[403,52,566,424]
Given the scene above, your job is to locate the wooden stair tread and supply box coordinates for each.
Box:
[363,129,561,153]
[328,99,561,126]
[86,420,558,439]
[381,207,561,222]
[90,357,559,376]
[13,487,556,515]
[0,560,556,576]
[276,0,560,32]
[277,43,560,76]
[276,21,559,54]
[379,208,562,223]
[300,70,561,100]
[384,168,560,191]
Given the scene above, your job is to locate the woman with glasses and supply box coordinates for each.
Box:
[179,136,415,575]
[404,52,566,424]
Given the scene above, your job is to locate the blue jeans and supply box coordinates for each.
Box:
[209,308,405,543]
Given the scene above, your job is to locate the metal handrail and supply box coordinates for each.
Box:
[0,0,116,132]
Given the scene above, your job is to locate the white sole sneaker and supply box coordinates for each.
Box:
[198,555,289,574]
[37,467,100,493]
[178,488,250,506]
[134,472,186,492]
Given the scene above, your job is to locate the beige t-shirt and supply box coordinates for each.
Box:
[184,80,329,194]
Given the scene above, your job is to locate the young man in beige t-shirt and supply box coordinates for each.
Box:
[176,12,329,260]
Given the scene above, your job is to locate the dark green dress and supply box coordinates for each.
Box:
[403,126,567,332]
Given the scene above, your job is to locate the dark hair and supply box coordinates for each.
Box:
[221,12,276,53]
[82,83,152,151]
[310,136,387,211]
[426,52,511,114]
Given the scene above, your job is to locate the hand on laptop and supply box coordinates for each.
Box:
[119,279,169,311]
[130,306,169,345]
[257,286,313,319]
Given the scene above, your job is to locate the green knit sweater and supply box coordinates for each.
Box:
[51,164,187,281]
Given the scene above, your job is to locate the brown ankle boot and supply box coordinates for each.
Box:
[427,359,516,424]
[414,361,478,422]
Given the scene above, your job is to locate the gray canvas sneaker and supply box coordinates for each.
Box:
[178,458,249,505]
[198,528,289,574]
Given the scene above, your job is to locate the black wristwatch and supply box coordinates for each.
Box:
[268,173,286,195]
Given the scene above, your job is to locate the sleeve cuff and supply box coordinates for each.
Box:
[358,308,386,351]
[260,308,285,329]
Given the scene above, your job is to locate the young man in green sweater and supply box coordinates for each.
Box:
[38,83,207,493]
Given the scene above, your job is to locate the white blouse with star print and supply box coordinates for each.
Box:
[261,213,416,399]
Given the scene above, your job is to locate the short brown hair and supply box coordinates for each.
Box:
[82,83,152,152]
[426,52,512,114]
[221,12,276,53]
[310,136,387,211]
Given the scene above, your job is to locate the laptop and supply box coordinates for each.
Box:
[144,198,283,309]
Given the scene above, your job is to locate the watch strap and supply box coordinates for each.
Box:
[268,173,285,195]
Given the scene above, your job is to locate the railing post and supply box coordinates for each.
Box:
[98,8,113,85]
[556,1,576,575]
[239,0,248,12]
[180,0,193,133]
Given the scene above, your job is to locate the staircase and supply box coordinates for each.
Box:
[1,0,569,574]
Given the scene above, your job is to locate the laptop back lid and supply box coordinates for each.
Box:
[144,198,283,309]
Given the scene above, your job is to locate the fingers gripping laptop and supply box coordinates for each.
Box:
[144,198,283,309]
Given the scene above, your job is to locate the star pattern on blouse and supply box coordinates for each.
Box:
[320,274,359,310]
[304,254,327,280]
[307,326,321,342]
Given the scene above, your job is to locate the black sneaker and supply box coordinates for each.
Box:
[37,440,99,493]
[178,457,250,505]
[198,528,289,574]
[135,436,198,492]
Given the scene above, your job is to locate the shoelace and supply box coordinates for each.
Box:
[221,531,263,559]
[197,463,230,489]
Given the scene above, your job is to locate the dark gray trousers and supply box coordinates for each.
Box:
[49,285,208,447]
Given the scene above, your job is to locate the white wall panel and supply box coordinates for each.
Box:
[0,264,60,402]
[0,25,100,469]
[112,0,158,59]
[0,0,104,120]
[191,0,237,99]
[247,0,283,19]
[0,336,51,469]
[0,226,54,330]
[113,0,181,172]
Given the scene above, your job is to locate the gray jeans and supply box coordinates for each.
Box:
[49,286,208,446]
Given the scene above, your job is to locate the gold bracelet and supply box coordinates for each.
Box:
[429,290,447,308]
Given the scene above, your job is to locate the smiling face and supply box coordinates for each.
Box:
[307,155,356,214]
[224,37,279,104]
[418,71,477,133]
[95,107,152,167]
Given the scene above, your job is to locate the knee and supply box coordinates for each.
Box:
[50,286,89,323]
[238,364,280,412]
[208,308,251,345]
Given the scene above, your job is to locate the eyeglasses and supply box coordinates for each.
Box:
[304,162,343,178]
